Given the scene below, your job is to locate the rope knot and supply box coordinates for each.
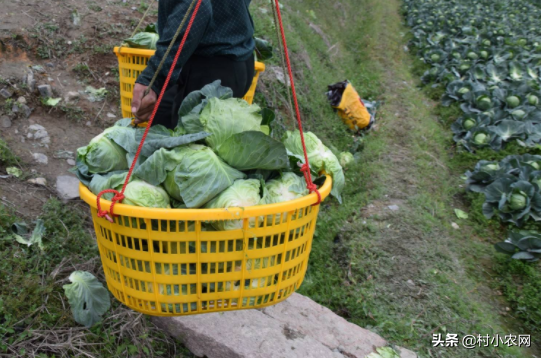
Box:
[112,193,125,202]
[300,163,311,173]
[298,163,322,206]
[96,189,123,223]
[306,183,322,206]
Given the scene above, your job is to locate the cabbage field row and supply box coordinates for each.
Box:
[403,0,540,260]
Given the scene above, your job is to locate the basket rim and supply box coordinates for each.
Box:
[114,46,156,57]
[79,175,332,220]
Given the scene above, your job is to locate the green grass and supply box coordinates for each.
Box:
[72,63,91,77]
[0,139,19,167]
[493,255,541,337]
[0,200,194,357]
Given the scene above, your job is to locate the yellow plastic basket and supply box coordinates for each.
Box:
[114,47,266,119]
[80,177,331,316]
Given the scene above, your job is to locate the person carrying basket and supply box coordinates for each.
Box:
[132,0,256,128]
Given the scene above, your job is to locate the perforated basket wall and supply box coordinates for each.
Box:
[80,177,331,316]
[114,47,265,119]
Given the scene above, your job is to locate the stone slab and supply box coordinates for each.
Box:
[153,293,417,358]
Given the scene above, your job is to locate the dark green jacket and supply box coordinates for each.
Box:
[136,0,255,94]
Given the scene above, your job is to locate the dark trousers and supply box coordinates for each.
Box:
[153,55,255,129]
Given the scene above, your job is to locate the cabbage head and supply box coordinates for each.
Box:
[282,130,345,203]
[463,118,476,130]
[122,180,171,208]
[261,173,309,225]
[204,179,262,231]
[339,152,355,168]
[475,95,492,111]
[474,133,489,145]
[506,96,520,108]
[261,173,308,205]
[77,128,128,174]
[509,192,527,211]
[527,161,540,170]
[482,164,500,171]
[123,32,159,50]
[511,109,526,120]
[528,95,539,106]
[467,52,478,60]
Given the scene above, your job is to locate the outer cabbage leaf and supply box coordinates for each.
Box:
[487,120,526,142]
[89,171,129,201]
[177,80,233,130]
[217,131,289,171]
[134,145,245,208]
[502,154,541,171]
[197,98,262,151]
[134,125,211,158]
[465,160,513,193]
[63,271,111,328]
[495,230,541,262]
[104,123,139,154]
[254,37,273,61]
[11,219,45,251]
[282,130,345,203]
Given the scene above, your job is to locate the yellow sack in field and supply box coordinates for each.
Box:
[327,80,373,131]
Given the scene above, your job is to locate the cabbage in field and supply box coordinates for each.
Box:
[404,0,541,151]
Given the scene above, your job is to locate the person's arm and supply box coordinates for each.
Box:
[132,0,211,122]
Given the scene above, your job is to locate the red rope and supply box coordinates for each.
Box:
[97,0,204,222]
[273,0,321,205]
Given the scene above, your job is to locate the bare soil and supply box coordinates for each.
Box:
[0,0,155,218]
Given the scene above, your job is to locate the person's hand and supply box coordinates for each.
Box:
[132,84,157,124]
